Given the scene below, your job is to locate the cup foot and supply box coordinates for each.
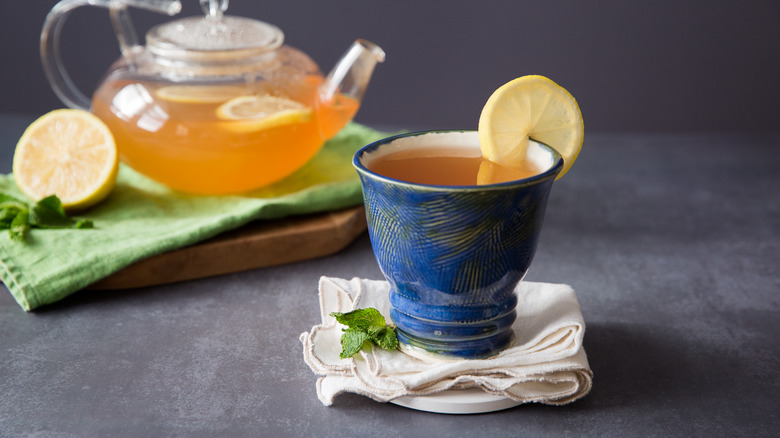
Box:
[395,327,514,360]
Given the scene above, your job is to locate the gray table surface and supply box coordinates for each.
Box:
[0,113,778,437]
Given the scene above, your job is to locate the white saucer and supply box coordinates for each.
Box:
[390,388,523,414]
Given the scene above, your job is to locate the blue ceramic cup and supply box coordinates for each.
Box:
[353,130,563,359]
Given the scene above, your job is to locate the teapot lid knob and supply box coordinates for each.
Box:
[200,0,228,20]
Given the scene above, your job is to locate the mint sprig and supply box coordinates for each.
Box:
[0,193,93,241]
[330,307,399,359]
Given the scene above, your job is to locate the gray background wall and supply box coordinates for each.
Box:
[1,0,779,132]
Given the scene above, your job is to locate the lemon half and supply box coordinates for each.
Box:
[478,75,583,179]
[12,109,119,211]
[216,95,313,133]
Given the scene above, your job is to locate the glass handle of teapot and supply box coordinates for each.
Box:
[40,0,182,110]
[111,0,183,55]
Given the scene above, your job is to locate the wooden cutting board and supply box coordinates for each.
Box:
[88,206,367,290]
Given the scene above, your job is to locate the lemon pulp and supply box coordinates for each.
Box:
[478,75,583,179]
[12,109,119,210]
[216,95,313,133]
[155,85,247,104]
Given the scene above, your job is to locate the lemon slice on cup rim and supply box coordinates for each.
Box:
[478,75,584,179]
[12,109,119,211]
[216,95,313,133]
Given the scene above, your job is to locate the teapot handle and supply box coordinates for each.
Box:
[40,0,181,110]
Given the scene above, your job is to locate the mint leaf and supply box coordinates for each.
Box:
[37,195,66,216]
[0,193,94,240]
[74,219,93,229]
[331,308,386,331]
[330,307,398,358]
[29,196,74,228]
[0,206,22,227]
[0,193,28,209]
[370,326,399,351]
[28,196,94,229]
[339,327,370,359]
[9,209,29,241]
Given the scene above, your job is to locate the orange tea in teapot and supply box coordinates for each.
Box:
[91,76,359,194]
[41,0,384,195]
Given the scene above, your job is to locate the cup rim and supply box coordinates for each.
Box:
[353,129,564,191]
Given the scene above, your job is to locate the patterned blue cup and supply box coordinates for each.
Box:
[353,130,562,359]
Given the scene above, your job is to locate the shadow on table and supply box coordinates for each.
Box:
[25,291,735,415]
[24,281,217,314]
[325,322,719,414]
[573,322,721,410]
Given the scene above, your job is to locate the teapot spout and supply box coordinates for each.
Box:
[320,39,385,108]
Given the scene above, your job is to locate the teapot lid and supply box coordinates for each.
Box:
[146,7,283,61]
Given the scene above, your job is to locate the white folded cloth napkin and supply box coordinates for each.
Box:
[300,276,593,407]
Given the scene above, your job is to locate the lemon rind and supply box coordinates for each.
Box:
[12,109,119,210]
[478,75,583,180]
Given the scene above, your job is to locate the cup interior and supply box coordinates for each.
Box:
[354,130,562,187]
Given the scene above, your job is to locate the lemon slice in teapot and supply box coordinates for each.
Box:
[155,85,247,104]
[216,95,313,132]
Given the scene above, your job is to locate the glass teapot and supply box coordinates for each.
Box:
[41,0,385,194]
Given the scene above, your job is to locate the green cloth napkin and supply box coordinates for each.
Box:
[0,123,390,311]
